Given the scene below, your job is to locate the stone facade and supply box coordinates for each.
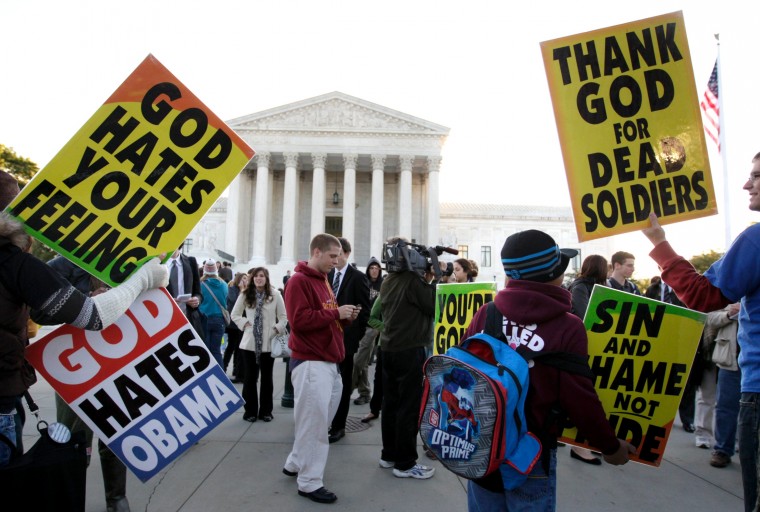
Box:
[185,92,614,284]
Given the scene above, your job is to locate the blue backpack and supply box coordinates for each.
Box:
[419,302,593,490]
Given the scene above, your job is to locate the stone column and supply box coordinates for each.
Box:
[342,153,357,259]
[279,152,299,267]
[426,156,441,246]
[370,154,385,259]
[310,153,327,238]
[398,154,413,240]
[224,170,243,262]
[249,151,270,266]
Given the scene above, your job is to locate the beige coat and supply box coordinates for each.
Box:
[231,286,288,353]
[704,306,739,371]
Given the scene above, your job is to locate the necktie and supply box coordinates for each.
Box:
[332,270,341,296]
[169,260,179,297]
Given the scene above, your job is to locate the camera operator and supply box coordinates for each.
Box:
[377,237,447,479]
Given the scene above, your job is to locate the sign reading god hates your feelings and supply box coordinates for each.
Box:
[25,289,244,482]
[6,54,255,286]
[541,11,717,242]
[560,286,705,466]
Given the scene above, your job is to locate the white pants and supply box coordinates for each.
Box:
[695,364,717,440]
[284,361,343,492]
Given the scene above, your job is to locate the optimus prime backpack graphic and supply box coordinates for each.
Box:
[419,332,541,489]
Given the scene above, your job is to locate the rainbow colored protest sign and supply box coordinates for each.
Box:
[560,286,705,466]
[6,54,254,286]
[434,282,497,354]
[541,11,716,241]
[25,289,243,482]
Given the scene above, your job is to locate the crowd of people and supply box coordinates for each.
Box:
[3,149,760,511]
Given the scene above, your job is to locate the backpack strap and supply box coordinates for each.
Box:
[483,301,505,341]
[524,351,594,380]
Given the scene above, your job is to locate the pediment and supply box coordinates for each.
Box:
[227,92,449,136]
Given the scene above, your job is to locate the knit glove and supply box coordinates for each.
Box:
[92,258,169,327]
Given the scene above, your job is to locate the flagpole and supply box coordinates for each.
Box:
[716,34,730,249]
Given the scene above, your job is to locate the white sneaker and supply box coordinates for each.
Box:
[379,459,394,469]
[392,463,435,479]
[696,436,711,449]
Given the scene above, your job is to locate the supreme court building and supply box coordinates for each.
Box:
[220,91,449,269]
[189,92,614,282]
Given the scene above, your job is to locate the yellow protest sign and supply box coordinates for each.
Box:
[560,286,705,466]
[434,282,497,355]
[6,54,254,286]
[540,11,716,241]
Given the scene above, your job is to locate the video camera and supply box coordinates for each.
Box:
[382,240,458,280]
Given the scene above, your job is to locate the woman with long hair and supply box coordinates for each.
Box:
[199,259,228,369]
[569,254,608,318]
[452,258,477,283]
[230,267,287,422]
[566,254,609,465]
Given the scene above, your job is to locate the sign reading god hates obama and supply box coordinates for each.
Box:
[540,12,717,242]
[435,282,496,355]
[6,54,255,286]
[25,288,244,482]
[559,286,704,466]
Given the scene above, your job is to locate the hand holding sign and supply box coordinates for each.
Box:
[603,438,637,465]
[642,212,667,246]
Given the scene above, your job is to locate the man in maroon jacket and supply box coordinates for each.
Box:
[282,233,359,504]
[464,229,633,511]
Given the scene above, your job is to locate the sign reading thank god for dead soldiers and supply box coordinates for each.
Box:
[559,286,705,467]
[5,54,255,286]
[435,282,497,355]
[540,11,717,242]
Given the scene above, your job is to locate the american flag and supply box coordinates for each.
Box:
[700,60,720,152]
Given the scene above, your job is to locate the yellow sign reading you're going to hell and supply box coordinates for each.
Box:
[540,11,716,242]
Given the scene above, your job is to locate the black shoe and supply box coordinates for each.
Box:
[361,412,379,423]
[353,396,370,405]
[261,414,273,422]
[282,468,298,477]
[328,428,345,443]
[570,448,602,466]
[298,486,337,503]
[243,415,257,423]
[683,423,696,433]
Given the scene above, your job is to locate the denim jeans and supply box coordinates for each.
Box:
[738,392,760,512]
[204,315,226,369]
[467,449,557,512]
[714,368,741,457]
[0,411,16,466]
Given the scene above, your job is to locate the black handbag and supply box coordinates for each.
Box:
[0,395,88,511]
[187,307,207,339]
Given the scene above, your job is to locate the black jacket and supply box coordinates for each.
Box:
[328,264,370,354]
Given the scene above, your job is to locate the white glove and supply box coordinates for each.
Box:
[92,258,169,328]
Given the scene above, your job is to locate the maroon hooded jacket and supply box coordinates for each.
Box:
[465,279,619,456]
[284,260,346,364]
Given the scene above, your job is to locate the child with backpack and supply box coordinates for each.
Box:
[462,230,634,511]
